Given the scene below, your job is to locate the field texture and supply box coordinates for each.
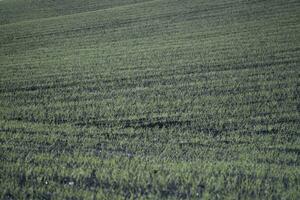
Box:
[0,0,300,199]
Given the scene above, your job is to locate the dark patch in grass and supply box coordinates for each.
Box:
[188,127,222,137]
[74,119,112,127]
[37,192,52,200]
[0,81,79,93]
[264,147,300,155]
[179,141,212,148]
[282,177,289,189]
[123,119,192,129]
[197,183,205,198]
[3,192,15,200]
[84,170,100,190]
[18,172,26,188]
[75,118,192,129]
[66,197,83,200]
[60,176,76,186]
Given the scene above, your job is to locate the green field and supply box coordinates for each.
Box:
[0,0,300,199]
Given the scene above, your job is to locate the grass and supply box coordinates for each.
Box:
[0,0,300,199]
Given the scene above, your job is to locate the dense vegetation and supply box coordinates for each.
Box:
[0,0,299,199]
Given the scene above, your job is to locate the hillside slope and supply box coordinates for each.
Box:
[0,0,300,199]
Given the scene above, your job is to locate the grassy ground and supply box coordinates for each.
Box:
[0,0,300,199]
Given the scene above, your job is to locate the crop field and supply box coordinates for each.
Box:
[0,0,300,199]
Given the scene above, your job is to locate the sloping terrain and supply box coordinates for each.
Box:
[0,0,300,199]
